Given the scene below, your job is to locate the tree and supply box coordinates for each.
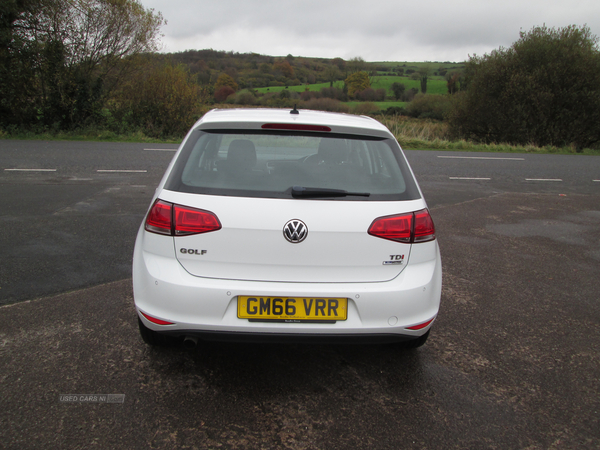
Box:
[448,25,600,150]
[391,82,406,100]
[214,85,235,102]
[0,0,164,129]
[331,57,346,71]
[344,71,370,99]
[0,0,43,125]
[446,72,463,94]
[418,66,430,94]
[111,63,204,138]
[324,65,341,87]
[347,56,369,74]
[273,61,294,79]
[214,73,238,92]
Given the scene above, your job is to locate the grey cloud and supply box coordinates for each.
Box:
[141,0,600,61]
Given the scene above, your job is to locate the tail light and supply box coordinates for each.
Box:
[145,199,221,236]
[368,209,435,243]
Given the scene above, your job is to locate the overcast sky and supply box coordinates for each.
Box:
[139,0,600,62]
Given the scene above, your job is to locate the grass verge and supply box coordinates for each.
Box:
[0,127,182,144]
[2,114,598,156]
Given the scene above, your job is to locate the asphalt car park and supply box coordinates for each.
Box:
[0,139,599,448]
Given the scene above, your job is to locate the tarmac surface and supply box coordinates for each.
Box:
[2,190,599,449]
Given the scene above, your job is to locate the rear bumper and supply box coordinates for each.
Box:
[151,329,427,344]
[133,232,442,340]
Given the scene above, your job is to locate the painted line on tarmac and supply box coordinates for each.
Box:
[143,148,177,152]
[4,168,57,172]
[449,177,491,180]
[97,169,147,173]
[438,156,524,161]
[525,178,562,182]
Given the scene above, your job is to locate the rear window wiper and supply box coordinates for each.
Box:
[291,186,370,198]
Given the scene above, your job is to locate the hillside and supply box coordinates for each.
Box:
[166,50,465,95]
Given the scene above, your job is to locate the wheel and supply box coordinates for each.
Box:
[399,330,430,349]
[138,318,176,346]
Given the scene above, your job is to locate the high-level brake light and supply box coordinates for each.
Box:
[145,199,221,236]
[261,123,332,132]
[368,209,435,243]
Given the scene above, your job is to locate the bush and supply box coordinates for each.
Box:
[319,86,347,101]
[299,98,350,113]
[300,90,318,101]
[402,88,418,102]
[382,106,406,116]
[259,92,294,108]
[352,102,379,115]
[110,64,203,138]
[391,82,406,101]
[234,91,258,105]
[356,88,377,102]
[406,94,452,121]
[447,25,600,150]
[214,86,235,102]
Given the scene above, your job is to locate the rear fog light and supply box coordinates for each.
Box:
[406,318,435,330]
[140,311,175,325]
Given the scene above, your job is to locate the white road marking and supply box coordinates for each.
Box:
[525,178,562,182]
[4,168,57,172]
[438,156,525,161]
[594,180,600,182]
[449,177,491,180]
[97,169,147,173]
[144,148,177,152]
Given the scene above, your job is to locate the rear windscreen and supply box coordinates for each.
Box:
[165,130,421,201]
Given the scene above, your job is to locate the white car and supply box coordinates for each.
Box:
[133,107,442,348]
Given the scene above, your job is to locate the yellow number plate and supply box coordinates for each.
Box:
[238,297,347,322]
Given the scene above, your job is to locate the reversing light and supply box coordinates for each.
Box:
[145,200,172,235]
[413,209,436,242]
[145,199,221,236]
[140,311,175,325]
[261,123,332,132]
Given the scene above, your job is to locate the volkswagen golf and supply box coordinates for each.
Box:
[133,107,442,348]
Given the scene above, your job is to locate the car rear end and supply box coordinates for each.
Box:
[133,108,442,346]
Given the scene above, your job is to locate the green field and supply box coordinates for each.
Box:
[372,61,466,72]
[255,83,332,93]
[346,101,407,110]
[255,76,448,97]
[371,76,447,95]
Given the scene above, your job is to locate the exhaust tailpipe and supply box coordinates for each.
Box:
[183,336,198,349]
